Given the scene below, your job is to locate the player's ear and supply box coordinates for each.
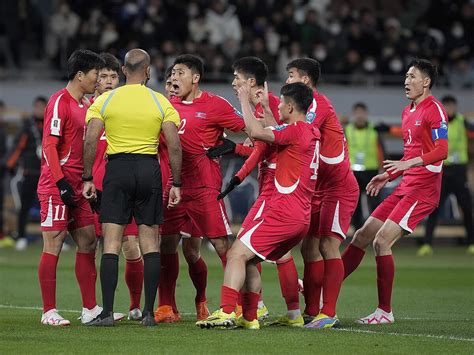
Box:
[193,73,200,84]
[302,76,310,86]
[423,76,431,89]
[121,65,127,77]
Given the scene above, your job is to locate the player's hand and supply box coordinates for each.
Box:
[366,172,389,197]
[89,189,102,213]
[255,81,270,109]
[206,137,236,158]
[57,178,78,208]
[168,186,181,208]
[243,137,254,147]
[82,180,97,202]
[383,160,412,174]
[217,176,241,200]
[237,81,251,103]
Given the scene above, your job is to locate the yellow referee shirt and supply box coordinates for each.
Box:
[86,84,180,155]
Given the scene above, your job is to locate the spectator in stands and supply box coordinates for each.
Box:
[206,0,242,47]
[0,100,13,247]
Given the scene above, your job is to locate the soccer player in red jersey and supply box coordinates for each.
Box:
[157,54,246,322]
[342,59,448,324]
[91,53,143,321]
[197,82,320,330]
[286,58,360,328]
[209,57,301,325]
[37,50,105,326]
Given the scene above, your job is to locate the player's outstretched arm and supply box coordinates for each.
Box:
[366,172,390,197]
[256,82,278,127]
[162,121,182,207]
[238,83,275,143]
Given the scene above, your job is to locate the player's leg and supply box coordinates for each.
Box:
[209,236,229,267]
[39,230,70,326]
[122,231,143,320]
[301,235,324,319]
[137,224,161,325]
[183,236,210,320]
[156,233,181,322]
[16,174,39,251]
[237,260,262,329]
[451,166,474,252]
[271,251,303,327]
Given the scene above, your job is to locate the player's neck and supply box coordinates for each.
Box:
[412,90,431,106]
[288,114,305,124]
[66,81,85,103]
[182,87,202,102]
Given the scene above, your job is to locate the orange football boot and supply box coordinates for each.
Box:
[196,301,210,321]
[154,305,181,323]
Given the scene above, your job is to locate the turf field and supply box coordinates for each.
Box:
[0,243,472,354]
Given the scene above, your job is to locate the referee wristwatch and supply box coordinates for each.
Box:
[82,174,93,182]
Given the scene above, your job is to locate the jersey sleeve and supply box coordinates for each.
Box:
[235,141,267,181]
[213,96,246,132]
[272,124,296,145]
[428,101,448,141]
[161,98,181,127]
[44,94,69,137]
[86,92,109,124]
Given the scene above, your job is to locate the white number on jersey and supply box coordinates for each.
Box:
[310,141,320,180]
[53,205,66,221]
[178,118,187,135]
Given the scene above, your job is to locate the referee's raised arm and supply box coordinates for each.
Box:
[82,48,182,327]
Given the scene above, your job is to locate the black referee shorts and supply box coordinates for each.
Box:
[100,153,163,226]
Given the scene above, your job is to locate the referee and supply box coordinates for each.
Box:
[82,49,182,326]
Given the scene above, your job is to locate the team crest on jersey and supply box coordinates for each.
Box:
[415,120,422,126]
[195,112,206,119]
[306,111,316,123]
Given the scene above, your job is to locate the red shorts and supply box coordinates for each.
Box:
[242,176,275,230]
[161,187,231,238]
[371,194,436,233]
[93,214,139,237]
[308,186,359,240]
[39,194,94,232]
[238,212,309,262]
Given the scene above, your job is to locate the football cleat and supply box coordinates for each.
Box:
[302,313,316,325]
[196,309,236,329]
[141,312,157,326]
[257,304,269,321]
[269,315,304,327]
[417,244,433,257]
[0,236,14,248]
[154,305,180,323]
[235,304,243,318]
[128,308,142,321]
[85,311,114,327]
[79,305,124,324]
[235,317,260,330]
[304,313,340,329]
[196,300,210,321]
[41,309,70,326]
[15,238,28,251]
[356,308,394,325]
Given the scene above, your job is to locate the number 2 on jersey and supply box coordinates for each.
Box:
[310,141,320,180]
[178,118,187,135]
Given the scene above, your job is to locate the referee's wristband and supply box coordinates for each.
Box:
[82,175,93,182]
[172,181,182,188]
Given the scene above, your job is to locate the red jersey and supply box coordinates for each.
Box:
[236,92,281,185]
[91,129,107,190]
[269,121,321,223]
[170,91,245,189]
[393,96,448,205]
[37,88,89,196]
[307,91,353,192]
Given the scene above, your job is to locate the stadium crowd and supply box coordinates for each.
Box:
[1,0,474,85]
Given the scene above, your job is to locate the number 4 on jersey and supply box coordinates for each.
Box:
[310,141,320,180]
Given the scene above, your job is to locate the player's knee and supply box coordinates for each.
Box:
[122,238,140,260]
[182,240,200,264]
[300,236,322,261]
[160,235,180,254]
[210,237,229,256]
[77,236,97,253]
[373,232,390,255]
[352,225,374,250]
[319,237,340,259]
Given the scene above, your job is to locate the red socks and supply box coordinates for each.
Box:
[242,292,260,321]
[75,252,97,310]
[38,253,59,313]
[321,258,344,317]
[277,257,300,310]
[303,260,324,316]
[158,253,179,311]
[342,244,365,279]
[125,257,144,311]
[376,255,395,313]
[221,285,239,314]
[188,257,208,303]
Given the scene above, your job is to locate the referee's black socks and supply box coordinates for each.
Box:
[143,252,161,315]
[100,253,119,315]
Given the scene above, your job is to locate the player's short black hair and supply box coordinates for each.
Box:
[232,57,268,86]
[67,49,105,80]
[165,65,173,80]
[286,58,321,87]
[34,96,48,104]
[174,54,204,78]
[407,59,438,89]
[280,82,313,114]
[353,102,368,111]
[441,95,457,105]
[99,52,120,73]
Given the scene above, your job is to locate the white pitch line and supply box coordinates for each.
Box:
[335,327,474,343]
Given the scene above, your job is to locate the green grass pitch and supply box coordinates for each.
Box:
[0,243,473,354]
